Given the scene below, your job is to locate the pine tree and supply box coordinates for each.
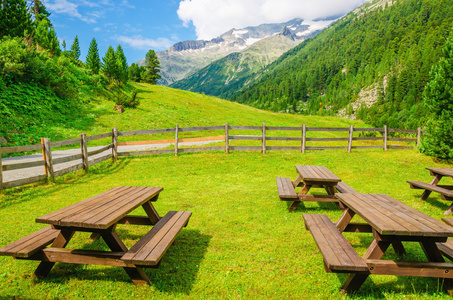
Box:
[421,28,453,160]
[116,44,128,82]
[142,49,161,84]
[32,0,60,55]
[86,38,100,74]
[62,40,66,51]
[70,35,81,60]
[102,46,118,82]
[0,0,33,39]
[128,63,141,82]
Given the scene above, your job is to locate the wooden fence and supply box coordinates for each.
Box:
[0,124,421,192]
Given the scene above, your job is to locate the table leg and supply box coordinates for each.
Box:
[34,230,74,278]
[391,241,406,256]
[445,203,453,216]
[288,201,302,211]
[421,174,443,200]
[101,225,151,286]
[142,201,160,225]
[336,208,355,233]
[420,241,453,295]
[292,175,302,187]
[340,239,390,294]
[298,183,312,196]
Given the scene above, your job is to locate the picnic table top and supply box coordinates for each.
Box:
[427,167,453,178]
[36,186,163,230]
[335,193,453,237]
[295,165,341,183]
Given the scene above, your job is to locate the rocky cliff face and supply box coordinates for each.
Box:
[136,18,335,86]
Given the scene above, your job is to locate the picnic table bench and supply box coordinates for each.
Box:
[304,193,453,295]
[0,186,192,285]
[408,167,453,215]
[276,165,358,210]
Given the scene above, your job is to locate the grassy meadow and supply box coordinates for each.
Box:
[0,85,450,299]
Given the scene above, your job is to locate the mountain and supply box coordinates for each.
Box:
[169,23,328,99]
[136,18,334,86]
[230,0,453,130]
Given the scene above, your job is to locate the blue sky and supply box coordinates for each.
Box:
[43,0,367,64]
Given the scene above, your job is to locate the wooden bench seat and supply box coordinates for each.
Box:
[276,177,298,201]
[0,226,60,258]
[335,182,358,194]
[121,211,192,267]
[408,180,453,200]
[303,214,368,273]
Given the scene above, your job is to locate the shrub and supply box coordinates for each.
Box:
[114,89,140,108]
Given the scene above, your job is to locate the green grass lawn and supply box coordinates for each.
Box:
[1,148,453,299]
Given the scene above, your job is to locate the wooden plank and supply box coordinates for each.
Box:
[353,128,383,132]
[266,126,301,131]
[112,127,118,161]
[388,128,418,134]
[0,226,59,258]
[43,138,54,183]
[2,175,47,189]
[118,215,153,225]
[118,128,175,136]
[407,181,453,197]
[388,145,413,150]
[352,137,383,141]
[306,138,349,142]
[178,125,224,132]
[54,163,84,178]
[417,127,422,147]
[175,124,178,156]
[229,146,262,151]
[177,147,224,153]
[348,125,353,153]
[366,259,453,278]
[118,149,174,156]
[229,135,262,140]
[118,136,225,146]
[0,144,44,154]
[351,146,383,149]
[52,153,83,165]
[305,146,348,150]
[50,138,81,148]
[265,146,300,151]
[302,124,306,153]
[87,144,112,156]
[81,133,88,172]
[262,123,266,154]
[225,123,229,153]
[276,177,298,200]
[229,126,262,130]
[3,160,46,171]
[86,132,113,142]
[306,127,350,132]
[388,138,417,142]
[427,168,453,178]
[265,137,301,141]
[88,154,112,167]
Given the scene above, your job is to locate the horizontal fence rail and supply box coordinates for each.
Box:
[0,124,422,192]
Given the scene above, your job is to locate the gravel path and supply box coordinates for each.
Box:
[2,141,216,184]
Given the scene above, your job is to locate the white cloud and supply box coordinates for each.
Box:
[115,35,175,50]
[177,0,367,40]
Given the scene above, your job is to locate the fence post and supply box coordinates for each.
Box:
[383,125,388,151]
[302,124,306,153]
[348,125,353,153]
[43,138,55,183]
[417,127,421,147]
[112,127,118,161]
[0,145,3,193]
[81,133,89,172]
[262,123,266,154]
[175,124,179,156]
[225,123,229,153]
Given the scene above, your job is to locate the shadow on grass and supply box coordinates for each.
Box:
[38,230,211,295]
[0,158,132,210]
[286,201,339,212]
[422,196,451,212]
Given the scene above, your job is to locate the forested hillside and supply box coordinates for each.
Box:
[232,0,453,130]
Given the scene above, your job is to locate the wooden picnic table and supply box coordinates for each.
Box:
[0,186,192,285]
[289,165,341,210]
[408,167,453,215]
[332,193,453,294]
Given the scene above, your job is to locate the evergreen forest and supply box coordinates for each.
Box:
[231,0,453,130]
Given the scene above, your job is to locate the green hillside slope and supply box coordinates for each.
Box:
[170,34,300,99]
[231,0,453,130]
